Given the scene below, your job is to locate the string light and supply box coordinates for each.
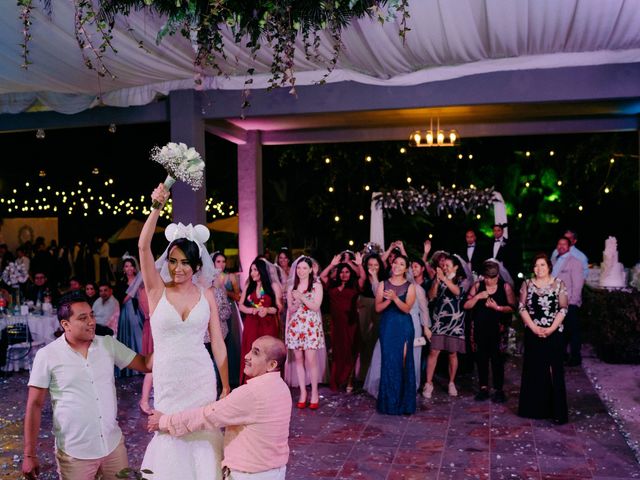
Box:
[604,187,610,194]
[447,213,452,219]
[549,151,555,156]
[406,177,412,184]
[364,185,370,191]
[525,151,531,157]
[557,180,562,186]
[517,213,523,219]
[476,214,481,219]
[428,234,433,239]
[610,158,615,164]
[328,187,334,193]
[399,148,406,154]
[348,240,354,246]
[324,157,331,164]
[334,215,340,222]
[578,205,583,211]
[525,182,530,188]
[365,155,372,162]
[458,154,463,159]
[468,154,473,159]
[358,214,364,221]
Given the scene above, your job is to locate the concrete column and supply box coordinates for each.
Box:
[169,90,206,225]
[237,130,263,284]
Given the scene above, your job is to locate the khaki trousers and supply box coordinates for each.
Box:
[55,437,128,480]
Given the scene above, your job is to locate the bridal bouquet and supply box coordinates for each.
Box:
[1,261,29,287]
[150,142,205,208]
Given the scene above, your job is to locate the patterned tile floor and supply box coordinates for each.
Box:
[1,356,639,479]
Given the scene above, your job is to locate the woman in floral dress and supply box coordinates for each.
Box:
[238,258,282,384]
[518,253,569,424]
[286,256,324,409]
[424,254,468,398]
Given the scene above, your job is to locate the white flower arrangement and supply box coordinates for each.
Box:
[1,261,29,287]
[150,142,205,207]
[374,186,496,217]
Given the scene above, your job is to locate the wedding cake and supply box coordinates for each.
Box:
[599,236,626,288]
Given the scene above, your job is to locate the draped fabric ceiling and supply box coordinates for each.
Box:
[1,0,640,115]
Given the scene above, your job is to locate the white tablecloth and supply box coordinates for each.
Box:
[0,314,59,344]
[1,314,59,371]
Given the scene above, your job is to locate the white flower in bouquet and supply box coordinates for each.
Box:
[150,142,205,207]
[1,261,29,287]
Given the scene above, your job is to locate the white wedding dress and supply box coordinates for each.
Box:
[142,288,223,479]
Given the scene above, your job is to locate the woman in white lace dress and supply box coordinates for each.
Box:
[138,184,229,479]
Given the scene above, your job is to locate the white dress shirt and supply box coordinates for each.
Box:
[28,334,136,459]
[92,295,120,331]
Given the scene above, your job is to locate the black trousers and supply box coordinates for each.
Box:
[474,318,504,390]
[563,305,581,362]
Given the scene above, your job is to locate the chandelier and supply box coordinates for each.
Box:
[409,119,459,147]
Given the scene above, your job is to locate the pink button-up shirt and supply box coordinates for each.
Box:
[159,371,292,473]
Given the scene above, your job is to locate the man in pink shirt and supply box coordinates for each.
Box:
[148,335,291,479]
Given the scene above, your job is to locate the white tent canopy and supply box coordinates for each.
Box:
[1,0,639,114]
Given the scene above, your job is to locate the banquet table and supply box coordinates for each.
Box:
[1,313,59,371]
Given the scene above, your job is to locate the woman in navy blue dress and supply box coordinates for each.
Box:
[375,255,417,415]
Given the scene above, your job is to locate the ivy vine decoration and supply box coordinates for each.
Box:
[17,0,410,104]
[374,186,497,217]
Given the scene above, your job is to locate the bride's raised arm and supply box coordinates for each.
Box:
[139,184,169,300]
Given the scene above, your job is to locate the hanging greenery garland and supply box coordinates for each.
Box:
[17,0,410,97]
[374,186,497,217]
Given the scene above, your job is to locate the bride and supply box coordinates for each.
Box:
[139,184,229,479]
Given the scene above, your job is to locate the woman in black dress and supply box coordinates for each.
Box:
[464,260,515,403]
[518,253,569,424]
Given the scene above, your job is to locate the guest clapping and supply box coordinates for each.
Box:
[375,255,417,415]
[464,260,515,403]
[286,257,324,409]
[424,255,468,398]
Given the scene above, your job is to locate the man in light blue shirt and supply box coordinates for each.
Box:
[550,229,588,279]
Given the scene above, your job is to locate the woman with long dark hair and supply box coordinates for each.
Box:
[320,254,363,392]
[139,184,228,478]
[116,256,148,378]
[238,258,282,384]
[211,251,242,388]
[286,256,324,409]
[375,254,416,415]
[518,253,569,424]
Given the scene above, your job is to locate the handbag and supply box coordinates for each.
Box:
[413,336,427,347]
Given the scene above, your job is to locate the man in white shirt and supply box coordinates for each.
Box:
[22,292,152,480]
[93,283,120,336]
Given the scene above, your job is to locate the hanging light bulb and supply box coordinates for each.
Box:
[449,130,458,144]
[413,132,422,145]
[425,131,433,145]
[436,130,445,145]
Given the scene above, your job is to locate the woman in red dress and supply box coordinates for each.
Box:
[238,258,282,384]
[320,253,364,392]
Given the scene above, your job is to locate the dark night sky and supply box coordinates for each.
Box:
[0,125,638,265]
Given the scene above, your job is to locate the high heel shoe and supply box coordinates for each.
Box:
[308,400,319,410]
[296,401,307,409]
